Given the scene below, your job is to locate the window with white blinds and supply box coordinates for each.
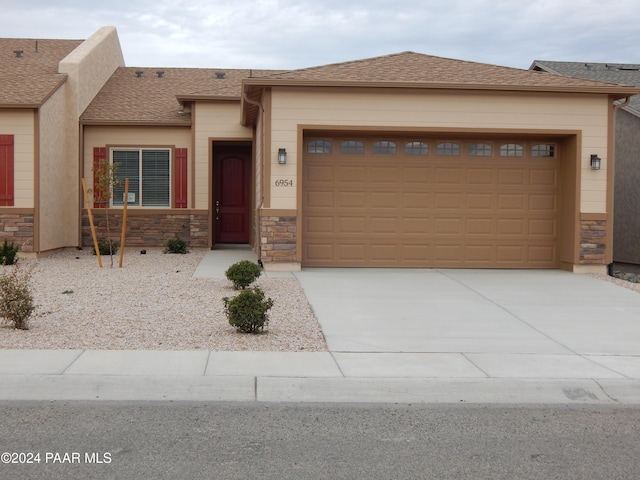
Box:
[111,149,170,207]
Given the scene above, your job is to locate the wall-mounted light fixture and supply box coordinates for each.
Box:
[590,154,601,170]
[278,148,287,164]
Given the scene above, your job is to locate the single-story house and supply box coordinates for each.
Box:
[530,60,640,266]
[3,27,640,273]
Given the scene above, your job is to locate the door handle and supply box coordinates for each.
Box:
[216,200,220,220]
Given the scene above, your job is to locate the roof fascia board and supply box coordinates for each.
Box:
[242,79,640,96]
[176,95,241,102]
[80,120,192,127]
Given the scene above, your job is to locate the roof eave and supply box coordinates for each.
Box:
[80,120,192,127]
[0,103,40,109]
[176,94,241,103]
[242,78,640,96]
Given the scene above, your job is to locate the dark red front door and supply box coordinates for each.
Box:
[213,144,251,244]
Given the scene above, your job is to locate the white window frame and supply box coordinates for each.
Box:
[110,148,172,208]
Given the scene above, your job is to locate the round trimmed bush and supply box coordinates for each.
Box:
[225,260,262,290]
[223,286,274,334]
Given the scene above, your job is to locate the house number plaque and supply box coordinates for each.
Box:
[274,179,294,187]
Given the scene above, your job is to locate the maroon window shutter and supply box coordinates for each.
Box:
[93,147,108,208]
[174,148,188,208]
[0,135,14,206]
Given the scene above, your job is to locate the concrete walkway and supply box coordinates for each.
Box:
[2,250,640,404]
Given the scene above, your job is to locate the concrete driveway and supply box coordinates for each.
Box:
[293,268,640,382]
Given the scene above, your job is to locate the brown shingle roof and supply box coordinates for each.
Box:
[253,51,638,89]
[0,38,83,106]
[81,67,281,124]
[241,51,640,125]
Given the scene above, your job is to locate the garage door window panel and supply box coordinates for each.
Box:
[437,142,461,156]
[373,141,397,154]
[307,140,333,154]
[340,140,365,154]
[469,143,493,156]
[532,144,556,158]
[405,142,429,155]
[500,143,524,157]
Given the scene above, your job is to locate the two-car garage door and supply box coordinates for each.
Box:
[302,136,559,268]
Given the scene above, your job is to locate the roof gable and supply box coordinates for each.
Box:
[0,38,83,107]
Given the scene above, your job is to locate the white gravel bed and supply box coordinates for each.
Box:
[589,272,640,293]
[0,248,327,351]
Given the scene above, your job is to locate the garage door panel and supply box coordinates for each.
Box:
[402,192,430,208]
[337,243,367,262]
[497,218,525,235]
[403,167,431,184]
[336,166,367,183]
[498,193,525,210]
[305,164,334,182]
[336,216,366,233]
[371,191,399,207]
[467,168,494,184]
[305,215,333,233]
[435,168,464,184]
[306,191,334,208]
[466,218,493,234]
[303,136,559,268]
[466,193,493,210]
[371,166,401,183]
[498,169,526,185]
[529,194,556,212]
[529,218,556,236]
[369,216,399,234]
[530,169,557,187]
[435,192,462,208]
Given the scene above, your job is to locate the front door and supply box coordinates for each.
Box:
[213,143,251,244]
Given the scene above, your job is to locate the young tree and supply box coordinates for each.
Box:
[92,158,122,267]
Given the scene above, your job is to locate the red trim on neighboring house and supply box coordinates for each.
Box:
[93,147,107,208]
[174,148,188,208]
[0,135,14,206]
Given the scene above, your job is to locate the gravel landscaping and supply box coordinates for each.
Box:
[0,248,327,351]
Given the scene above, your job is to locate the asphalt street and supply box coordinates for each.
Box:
[0,402,639,480]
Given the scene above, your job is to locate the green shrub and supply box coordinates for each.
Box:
[223,286,274,334]
[0,239,19,265]
[225,260,262,290]
[0,265,35,330]
[92,238,119,256]
[164,237,188,254]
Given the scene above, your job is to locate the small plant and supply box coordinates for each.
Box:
[223,286,274,334]
[0,265,35,330]
[164,237,188,254]
[225,260,262,290]
[92,238,119,256]
[0,239,19,265]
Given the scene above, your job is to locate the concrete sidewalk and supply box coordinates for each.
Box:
[1,250,640,404]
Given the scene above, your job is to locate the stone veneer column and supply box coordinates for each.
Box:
[260,215,297,264]
[580,218,606,264]
[0,212,34,252]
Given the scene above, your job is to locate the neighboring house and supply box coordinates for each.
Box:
[530,61,640,266]
[4,27,640,273]
[0,27,124,254]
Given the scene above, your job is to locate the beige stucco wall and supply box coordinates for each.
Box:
[193,102,253,209]
[268,88,611,211]
[38,87,67,251]
[58,26,125,247]
[0,109,34,208]
[83,125,191,205]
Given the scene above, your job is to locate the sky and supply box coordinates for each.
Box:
[1,0,639,71]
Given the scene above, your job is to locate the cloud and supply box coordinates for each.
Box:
[1,0,639,70]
